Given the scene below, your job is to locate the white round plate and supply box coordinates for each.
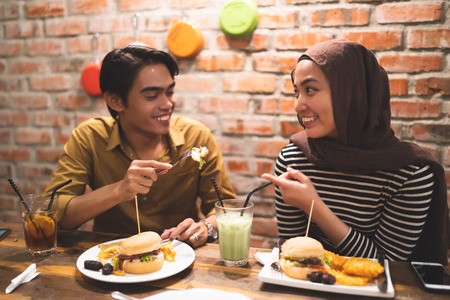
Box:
[76,238,195,283]
[144,288,251,300]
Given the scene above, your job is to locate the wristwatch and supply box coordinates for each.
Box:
[200,219,218,243]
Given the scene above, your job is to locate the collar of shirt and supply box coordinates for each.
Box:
[104,117,187,162]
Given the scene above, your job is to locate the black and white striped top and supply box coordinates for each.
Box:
[275,143,434,261]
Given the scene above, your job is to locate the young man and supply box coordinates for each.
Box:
[45,45,235,247]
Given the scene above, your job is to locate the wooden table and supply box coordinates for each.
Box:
[0,222,448,299]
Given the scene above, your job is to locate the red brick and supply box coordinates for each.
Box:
[142,15,170,32]
[252,217,278,236]
[45,17,86,36]
[280,97,296,115]
[311,8,369,27]
[34,112,71,127]
[408,29,450,49]
[36,148,64,163]
[30,75,72,91]
[376,2,443,24]
[0,62,4,75]
[258,11,297,29]
[16,129,52,145]
[176,75,217,92]
[12,94,49,109]
[0,41,22,56]
[221,117,275,135]
[342,31,402,50]
[391,99,441,119]
[27,39,63,56]
[196,53,246,71]
[256,159,275,175]
[0,130,11,144]
[379,54,442,73]
[215,137,246,156]
[113,34,160,49]
[0,112,29,126]
[0,149,30,161]
[0,96,6,108]
[275,32,333,50]
[88,16,130,33]
[280,120,303,136]
[415,77,450,95]
[119,0,162,11]
[252,53,298,73]
[223,74,276,93]
[57,93,93,109]
[254,139,287,157]
[10,60,46,74]
[217,32,269,51]
[25,1,65,18]
[282,76,295,95]
[409,124,450,143]
[256,98,278,114]
[254,202,276,218]
[197,97,248,113]
[389,78,408,96]
[56,130,72,145]
[66,36,109,54]
[444,146,450,167]
[51,58,85,72]
[0,195,16,210]
[226,159,250,174]
[0,3,19,20]
[5,21,43,38]
[170,0,213,8]
[17,164,56,178]
[69,0,110,14]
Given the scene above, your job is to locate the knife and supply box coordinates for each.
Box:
[376,250,388,293]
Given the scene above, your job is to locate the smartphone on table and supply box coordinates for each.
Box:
[411,261,450,293]
[0,228,11,241]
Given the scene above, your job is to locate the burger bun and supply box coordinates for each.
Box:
[280,237,325,280]
[122,252,164,274]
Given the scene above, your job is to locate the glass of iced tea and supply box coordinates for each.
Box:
[21,194,58,256]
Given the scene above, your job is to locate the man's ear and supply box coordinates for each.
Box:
[104,92,124,112]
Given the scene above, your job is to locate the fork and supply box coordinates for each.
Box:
[156,151,191,174]
[271,238,285,272]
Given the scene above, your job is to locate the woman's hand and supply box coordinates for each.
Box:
[262,167,320,212]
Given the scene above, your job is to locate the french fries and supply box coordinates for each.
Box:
[161,243,176,262]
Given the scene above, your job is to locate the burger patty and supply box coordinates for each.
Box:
[287,256,322,267]
[118,249,161,261]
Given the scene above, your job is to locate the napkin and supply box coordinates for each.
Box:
[5,263,40,294]
[255,248,278,266]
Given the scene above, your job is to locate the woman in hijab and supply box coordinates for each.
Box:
[262,39,448,264]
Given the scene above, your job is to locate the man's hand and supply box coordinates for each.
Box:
[161,218,209,248]
[115,160,172,202]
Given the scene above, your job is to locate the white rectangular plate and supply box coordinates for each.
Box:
[256,252,395,298]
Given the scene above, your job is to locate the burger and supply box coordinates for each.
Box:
[280,236,325,280]
[118,231,164,274]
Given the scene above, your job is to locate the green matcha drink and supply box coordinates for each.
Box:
[215,199,254,267]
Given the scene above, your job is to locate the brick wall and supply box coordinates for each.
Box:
[0,0,449,248]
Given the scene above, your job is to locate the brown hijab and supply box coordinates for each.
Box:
[290,39,448,264]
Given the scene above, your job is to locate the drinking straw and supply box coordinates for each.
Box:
[305,200,315,237]
[211,177,225,211]
[7,178,52,248]
[8,178,29,212]
[241,181,273,216]
[47,179,72,211]
[135,195,141,234]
